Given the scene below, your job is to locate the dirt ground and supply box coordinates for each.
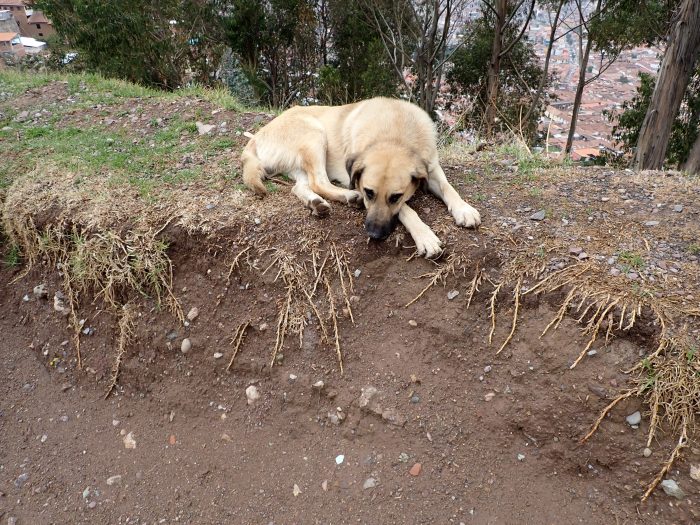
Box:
[1,77,700,524]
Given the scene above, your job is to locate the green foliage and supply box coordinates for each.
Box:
[221,0,319,107]
[605,71,700,166]
[36,0,222,89]
[448,16,549,139]
[3,244,21,268]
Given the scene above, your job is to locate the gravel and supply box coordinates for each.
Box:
[626,411,641,426]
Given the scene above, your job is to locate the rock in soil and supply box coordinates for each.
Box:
[409,463,422,476]
[660,479,685,499]
[181,338,192,354]
[246,385,260,405]
[363,477,377,489]
[626,411,641,426]
[186,307,199,321]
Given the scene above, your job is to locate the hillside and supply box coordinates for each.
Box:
[1,71,699,524]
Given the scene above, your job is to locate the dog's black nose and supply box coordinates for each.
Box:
[365,220,391,240]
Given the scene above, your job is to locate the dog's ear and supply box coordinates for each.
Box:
[411,159,430,186]
[347,155,365,189]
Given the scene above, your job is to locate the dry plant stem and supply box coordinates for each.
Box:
[104,304,135,399]
[580,389,636,443]
[642,422,688,502]
[497,277,522,354]
[647,389,659,448]
[488,281,504,345]
[324,277,344,375]
[227,321,250,371]
[62,273,83,370]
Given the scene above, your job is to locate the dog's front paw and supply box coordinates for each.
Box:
[452,203,481,228]
[413,228,443,258]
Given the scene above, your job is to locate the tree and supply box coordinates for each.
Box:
[37,0,220,89]
[361,0,466,116]
[633,0,700,170]
[317,0,397,104]
[222,0,321,108]
[481,0,536,135]
[448,13,549,139]
[606,70,700,169]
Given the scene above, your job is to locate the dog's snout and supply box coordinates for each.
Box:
[365,218,394,240]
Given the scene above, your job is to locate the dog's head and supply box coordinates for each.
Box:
[347,144,428,240]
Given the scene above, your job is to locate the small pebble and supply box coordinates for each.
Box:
[626,411,641,426]
[447,290,459,300]
[259,323,268,331]
[354,269,361,278]
[408,320,417,327]
[363,477,377,490]
[410,394,420,404]
[517,454,526,461]
[313,380,325,389]
[213,352,224,359]
[335,454,345,465]
[587,349,597,356]
[186,307,199,321]
[409,463,422,476]
[673,204,683,213]
[88,501,97,509]
[529,210,546,221]
[644,220,659,227]
[181,338,192,354]
[643,448,652,458]
[246,385,260,405]
[106,475,122,485]
[484,392,496,402]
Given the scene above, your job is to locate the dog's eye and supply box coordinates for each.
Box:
[388,193,402,204]
[365,189,375,200]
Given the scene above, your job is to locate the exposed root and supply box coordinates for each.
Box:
[465,265,483,310]
[642,422,688,502]
[488,281,503,345]
[226,245,251,284]
[497,277,522,354]
[405,253,463,308]
[580,389,636,443]
[227,321,250,371]
[325,276,344,375]
[104,303,136,399]
[264,242,353,373]
[331,243,355,324]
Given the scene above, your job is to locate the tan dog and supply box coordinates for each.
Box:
[241,97,480,257]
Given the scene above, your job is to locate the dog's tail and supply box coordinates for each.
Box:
[241,136,267,195]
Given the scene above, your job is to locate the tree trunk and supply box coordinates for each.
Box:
[564,29,592,154]
[565,0,601,155]
[684,132,700,174]
[633,0,700,170]
[484,0,506,136]
[524,0,564,124]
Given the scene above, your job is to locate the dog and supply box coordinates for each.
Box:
[241,97,480,257]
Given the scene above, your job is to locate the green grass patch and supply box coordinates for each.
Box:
[618,250,645,271]
[3,244,21,267]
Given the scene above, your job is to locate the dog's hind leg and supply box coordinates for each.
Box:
[300,145,361,205]
[290,170,332,217]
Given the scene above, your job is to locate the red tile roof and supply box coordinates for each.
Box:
[0,31,18,42]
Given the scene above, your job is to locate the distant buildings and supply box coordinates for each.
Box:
[0,1,53,58]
